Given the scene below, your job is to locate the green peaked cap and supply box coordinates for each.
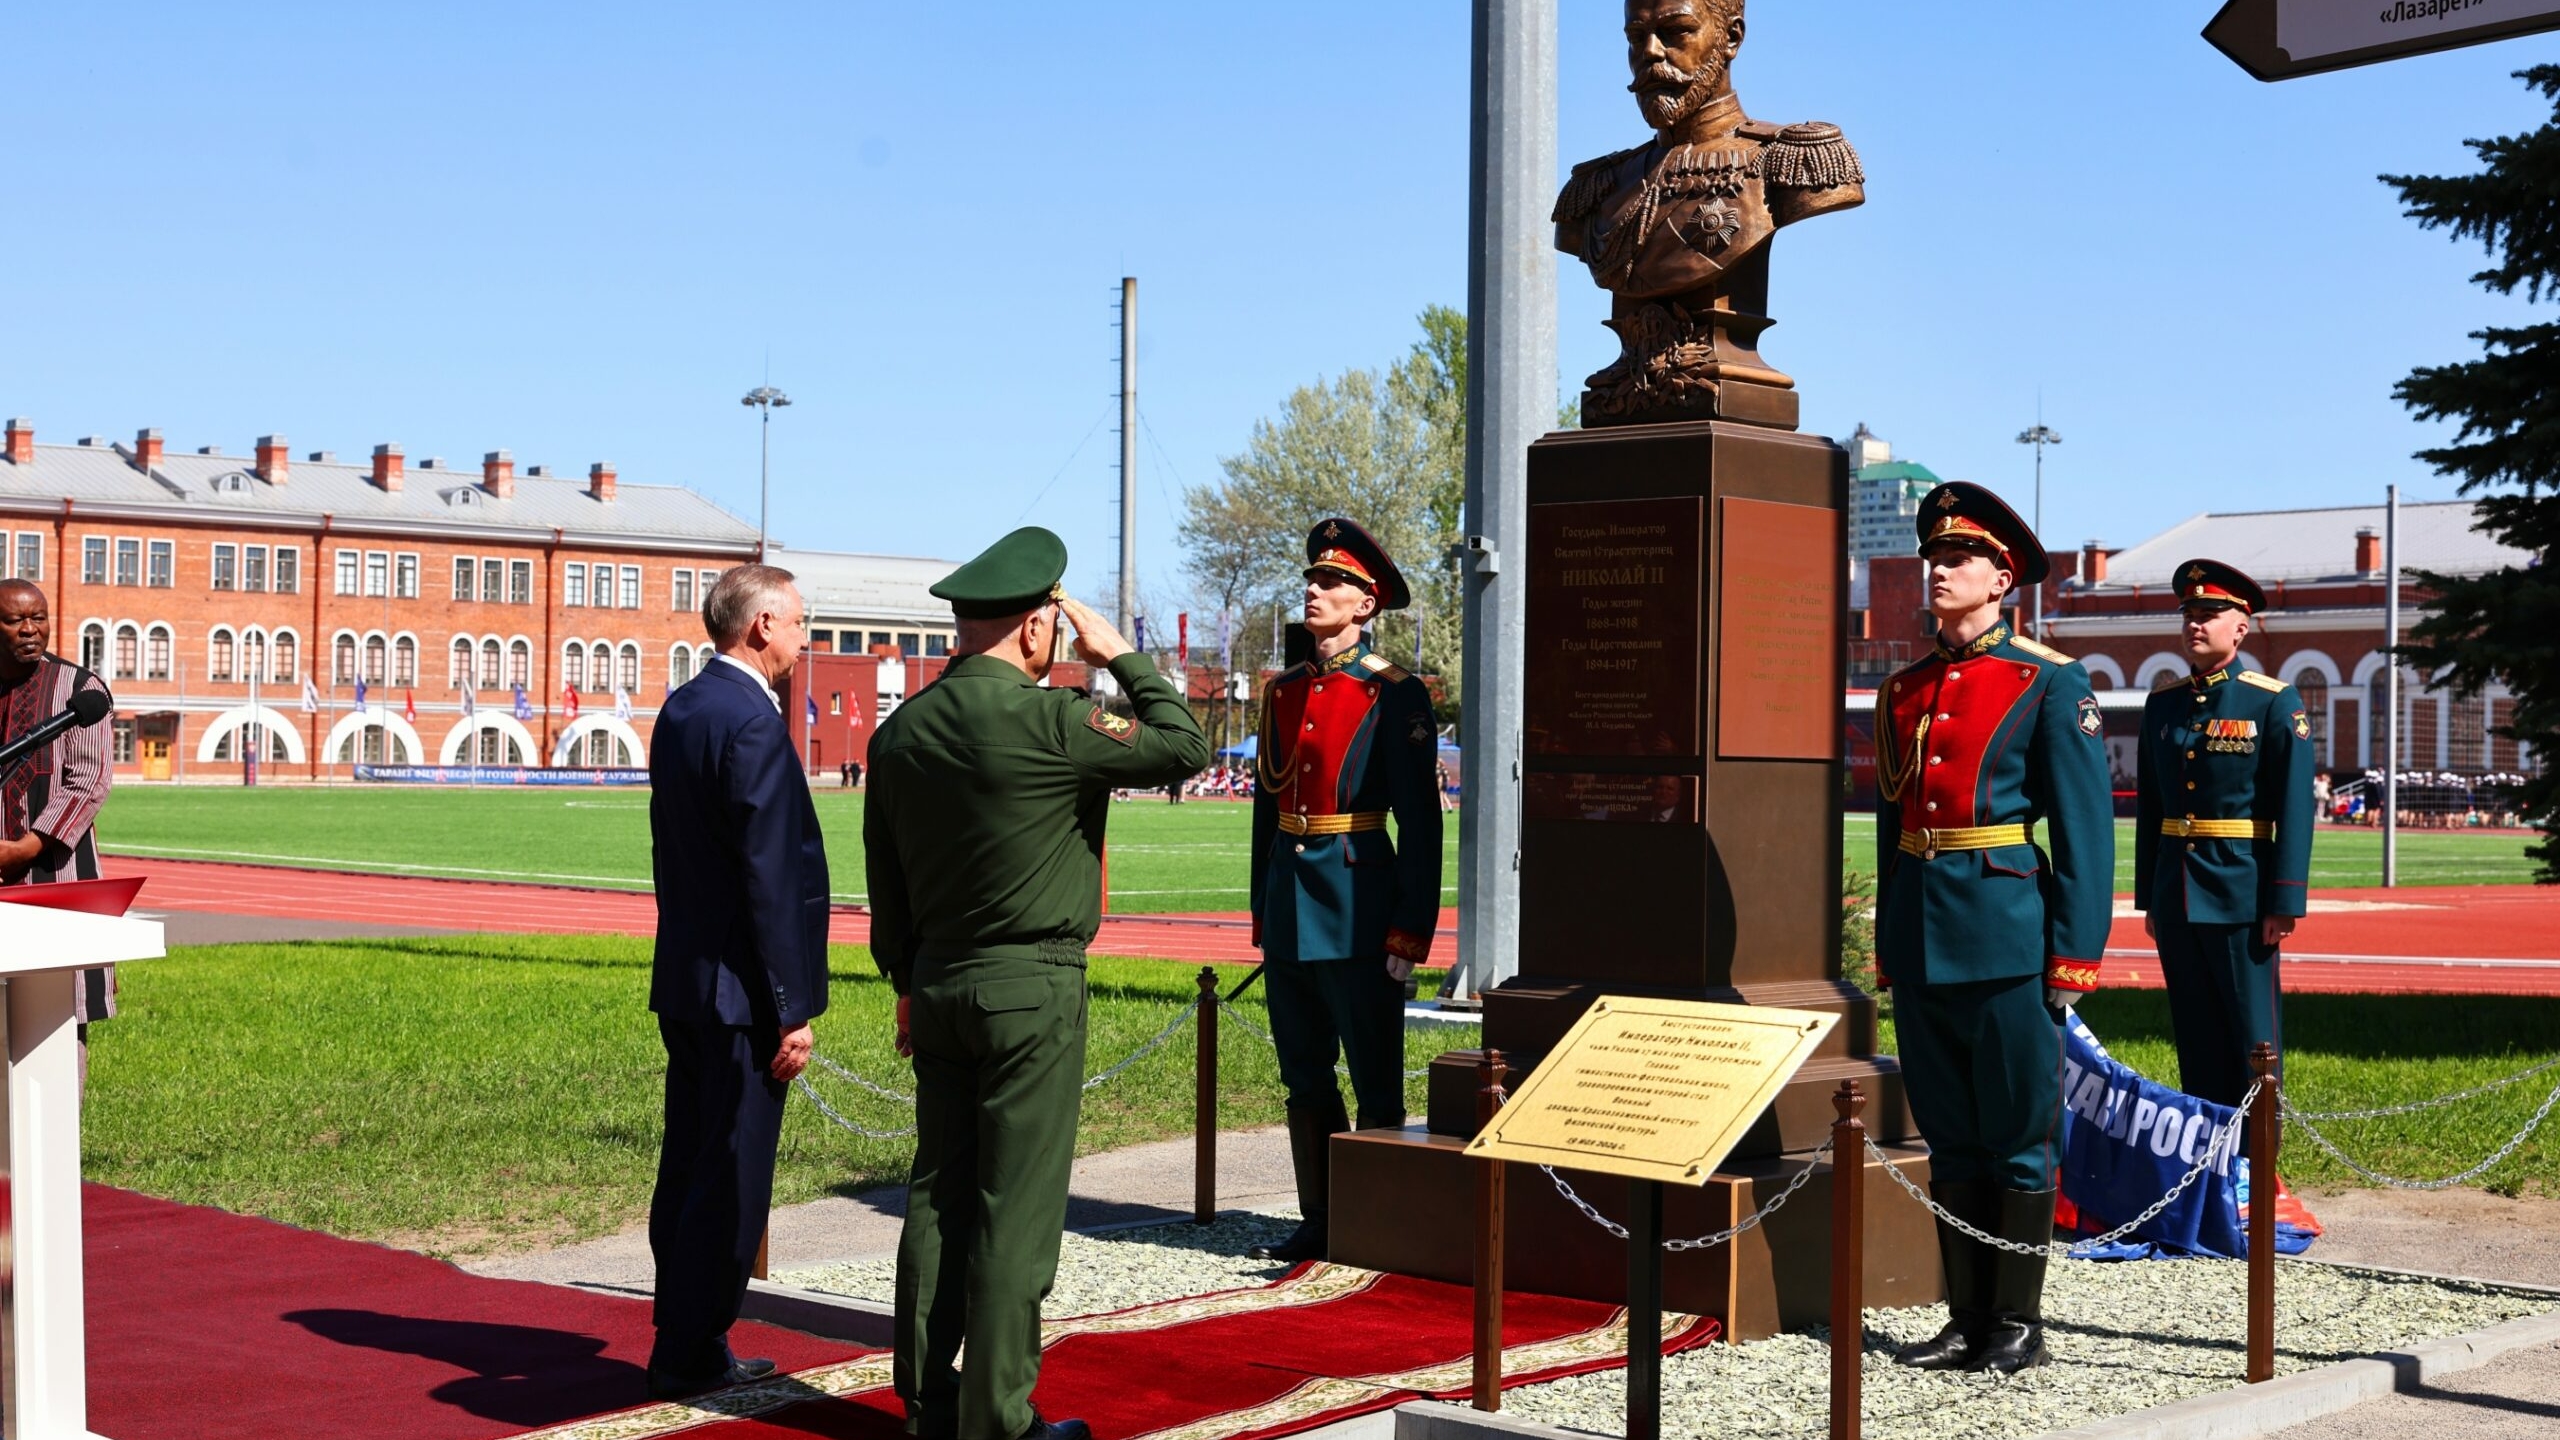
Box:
[931,526,1069,620]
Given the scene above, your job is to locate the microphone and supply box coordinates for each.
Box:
[0,686,114,778]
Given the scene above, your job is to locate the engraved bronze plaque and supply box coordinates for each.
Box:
[1716,496,1840,760]
[1469,997,1838,1185]
[1522,772,1698,824]
[1525,497,1704,757]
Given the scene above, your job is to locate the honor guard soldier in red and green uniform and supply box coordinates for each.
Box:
[2136,559,2314,1109]
[1247,519,1444,1263]
[1876,482,2114,1375]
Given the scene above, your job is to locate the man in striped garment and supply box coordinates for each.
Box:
[1,578,117,1079]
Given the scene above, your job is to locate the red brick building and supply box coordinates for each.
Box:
[1,418,762,778]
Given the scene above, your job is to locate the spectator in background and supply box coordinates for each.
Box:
[0,577,116,1088]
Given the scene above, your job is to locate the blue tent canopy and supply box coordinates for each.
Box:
[1217,734,1258,760]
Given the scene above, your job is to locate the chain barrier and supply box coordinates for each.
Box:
[2280,1074,2560,1191]
[1216,997,1434,1079]
[792,1073,919,1140]
[812,1051,913,1105]
[794,995,1206,1141]
[1858,1079,2264,1259]
[1541,1139,1834,1252]
[2289,1053,2560,1120]
[1082,998,1203,1092]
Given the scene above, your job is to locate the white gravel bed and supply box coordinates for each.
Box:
[784,1215,2554,1440]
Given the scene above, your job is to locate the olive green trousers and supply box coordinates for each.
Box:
[893,953,1088,1440]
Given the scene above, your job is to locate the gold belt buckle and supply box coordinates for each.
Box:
[1918,826,1938,859]
[2170,818,2191,837]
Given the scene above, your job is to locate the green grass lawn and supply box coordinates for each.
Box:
[83,935,1470,1255]
[94,787,2544,912]
[87,933,2556,1257]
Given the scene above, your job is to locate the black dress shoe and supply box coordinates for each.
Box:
[1966,1319,2048,1374]
[1016,1414,1093,1440]
[646,1356,777,1400]
[1891,1320,1979,1370]
[1248,1220,1326,1262]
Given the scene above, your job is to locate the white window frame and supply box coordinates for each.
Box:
[509,559,533,605]
[83,537,108,584]
[335,549,360,596]
[672,568,695,614]
[618,565,642,610]
[145,622,172,681]
[363,550,389,599]
[211,543,237,591]
[563,563,587,608]
[395,552,420,600]
[11,530,39,582]
[242,543,268,593]
[273,546,300,595]
[452,555,475,602]
[146,538,173,588]
[115,537,141,587]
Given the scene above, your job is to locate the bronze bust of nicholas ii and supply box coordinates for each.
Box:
[1556,0,1863,427]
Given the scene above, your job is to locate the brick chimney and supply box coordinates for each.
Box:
[483,449,515,499]
[255,434,289,486]
[2354,526,2381,576]
[588,461,616,503]
[371,443,404,493]
[4,418,30,466]
[134,427,165,472]
[2080,540,2108,586]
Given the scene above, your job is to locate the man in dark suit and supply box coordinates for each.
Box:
[646,562,831,1400]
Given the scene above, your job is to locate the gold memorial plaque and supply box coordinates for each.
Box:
[1469,998,1838,1186]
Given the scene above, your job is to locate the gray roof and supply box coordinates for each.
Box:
[2088,499,2526,589]
[765,544,958,627]
[0,439,760,552]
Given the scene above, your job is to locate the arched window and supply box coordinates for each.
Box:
[80,622,106,673]
[562,643,587,691]
[449,636,474,689]
[508,638,531,687]
[362,633,387,684]
[334,724,392,765]
[478,638,503,691]
[393,635,418,687]
[208,627,235,683]
[334,632,357,684]
[588,641,612,689]
[272,630,298,684]
[241,627,268,683]
[2294,670,2329,763]
[474,728,525,765]
[617,643,640,693]
[115,623,141,680]
[146,624,172,680]
[671,644,696,690]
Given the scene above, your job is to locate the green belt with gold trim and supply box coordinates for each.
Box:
[1896,823,2034,858]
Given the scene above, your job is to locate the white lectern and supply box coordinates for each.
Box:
[2,902,165,1440]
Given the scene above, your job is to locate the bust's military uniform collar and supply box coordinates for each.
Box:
[2188,665,2231,690]
[1314,640,1373,677]
[1933,621,2010,663]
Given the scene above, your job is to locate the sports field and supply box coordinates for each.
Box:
[93,786,2541,913]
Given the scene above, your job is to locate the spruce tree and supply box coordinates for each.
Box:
[2382,66,2560,881]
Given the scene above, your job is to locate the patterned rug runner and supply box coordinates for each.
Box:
[531,1263,1719,1440]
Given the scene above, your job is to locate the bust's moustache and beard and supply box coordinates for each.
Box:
[1629,57,1727,132]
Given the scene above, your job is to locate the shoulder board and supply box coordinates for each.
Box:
[2009,635,2073,665]
[2152,671,2188,693]
[2238,671,2287,693]
[1552,144,1644,224]
[1358,653,1410,683]
[1736,118,1782,143]
[1763,121,1863,191]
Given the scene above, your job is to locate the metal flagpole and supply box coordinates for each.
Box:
[2383,484,2400,888]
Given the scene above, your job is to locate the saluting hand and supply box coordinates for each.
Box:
[1056,597,1132,666]
[772,1022,814,1082]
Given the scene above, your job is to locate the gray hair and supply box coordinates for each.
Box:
[702,563,797,645]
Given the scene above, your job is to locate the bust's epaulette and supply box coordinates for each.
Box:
[2009,634,2073,665]
[2152,671,2188,692]
[1359,652,1411,683]
[1762,121,1863,191]
[1552,144,1645,224]
[2238,671,2287,693]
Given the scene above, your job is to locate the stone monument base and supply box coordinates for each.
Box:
[1326,1127,1939,1342]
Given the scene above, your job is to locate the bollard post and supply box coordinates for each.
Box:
[2247,1043,2279,1383]
[1830,1080,1866,1440]
[754,1227,769,1282]
[1472,1049,1510,1411]
[1195,966,1219,1225]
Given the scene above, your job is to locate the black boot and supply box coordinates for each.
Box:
[1251,1096,1346,1261]
[1968,1187,2056,1374]
[1894,1179,1992,1369]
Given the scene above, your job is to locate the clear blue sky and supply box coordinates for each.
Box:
[7,3,2548,603]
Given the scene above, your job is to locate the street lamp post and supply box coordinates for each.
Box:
[741,385,792,555]
[2015,422,2062,639]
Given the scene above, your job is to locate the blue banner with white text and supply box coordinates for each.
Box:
[352,765,649,786]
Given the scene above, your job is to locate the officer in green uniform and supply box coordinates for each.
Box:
[1245,519,1443,1263]
[1875,483,2114,1374]
[2136,558,2314,1109]
[867,526,1209,1440]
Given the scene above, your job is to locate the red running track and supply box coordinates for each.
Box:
[106,856,2560,996]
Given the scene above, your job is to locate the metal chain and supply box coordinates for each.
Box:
[1083,999,1203,1091]
[1863,1079,2263,1259]
[2289,1053,2560,1120]
[1217,997,1433,1079]
[1540,1139,1834,1252]
[792,1073,919,1140]
[812,1051,914,1105]
[2280,1077,2560,1191]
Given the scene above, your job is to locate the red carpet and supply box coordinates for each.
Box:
[514,1265,1716,1440]
[83,1185,858,1440]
